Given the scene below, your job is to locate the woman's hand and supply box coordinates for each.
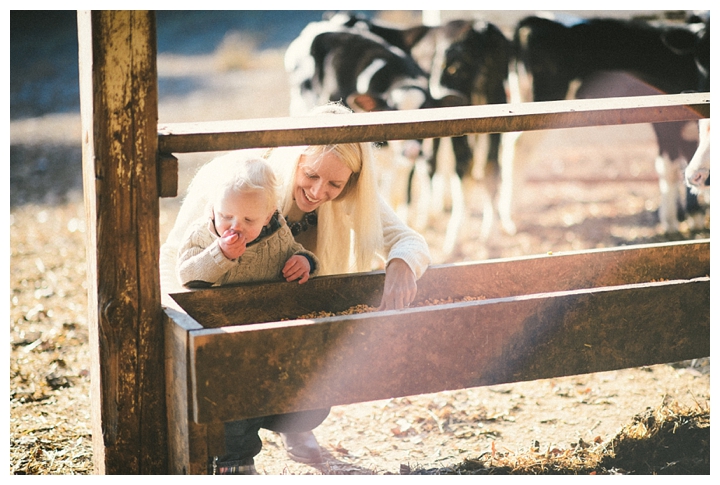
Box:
[379,258,417,311]
[283,254,312,284]
[218,230,247,260]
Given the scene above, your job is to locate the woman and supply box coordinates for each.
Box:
[159,103,431,474]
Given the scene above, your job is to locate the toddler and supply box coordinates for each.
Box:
[176,156,318,288]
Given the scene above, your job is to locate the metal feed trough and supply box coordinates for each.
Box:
[165,240,709,473]
[78,11,709,474]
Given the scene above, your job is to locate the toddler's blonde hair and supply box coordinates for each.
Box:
[215,156,280,214]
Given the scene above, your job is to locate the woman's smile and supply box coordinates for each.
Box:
[294,150,352,212]
[303,189,321,204]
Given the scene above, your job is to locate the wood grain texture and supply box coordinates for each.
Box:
[79,10,166,474]
[157,153,179,198]
[157,93,710,153]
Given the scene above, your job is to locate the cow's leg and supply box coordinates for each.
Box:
[652,121,705,232]
[479,144,501,241]
[472,135,496,242]
[655,153,681,233]
[685,118,711,193]
[486,130,519,236]
[406,155,431,231]
[497,131,520,236]
[380,140,419,224]
[430,138,451,217]
[442,171,465,255]
[373,142,401,214]
[436,136,473,255]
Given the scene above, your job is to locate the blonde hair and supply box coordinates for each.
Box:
[213,156,280,215]
[266,104,384,275]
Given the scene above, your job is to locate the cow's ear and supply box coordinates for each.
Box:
[402,25,432,49]
[347,93,386,112]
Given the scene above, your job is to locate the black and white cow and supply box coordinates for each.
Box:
[285,14,433,115]
[337,14,515,254]
[284,14,437,225]
[513,13,710,233]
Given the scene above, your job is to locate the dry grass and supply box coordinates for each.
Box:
[407,401,710,475]
[10,203,93,475]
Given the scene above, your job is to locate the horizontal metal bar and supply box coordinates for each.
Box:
[158,92,709,154]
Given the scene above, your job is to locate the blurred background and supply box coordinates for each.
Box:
[11,9,687,208]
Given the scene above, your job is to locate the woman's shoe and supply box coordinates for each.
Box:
[279,431,322,463]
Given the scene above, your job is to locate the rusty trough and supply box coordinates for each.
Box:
[164,239,709,473]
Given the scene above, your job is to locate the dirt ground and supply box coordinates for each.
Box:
[9,11,711,475]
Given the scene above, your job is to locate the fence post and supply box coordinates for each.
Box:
[77,10,167,474]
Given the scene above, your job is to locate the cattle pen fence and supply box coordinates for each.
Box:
[77,11,710,474]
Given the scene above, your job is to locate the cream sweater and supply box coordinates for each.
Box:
[176,214,319,288]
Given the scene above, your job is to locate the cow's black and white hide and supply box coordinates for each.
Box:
[512,13,710,233]
[285,15,432,115]
[337,14,515,255]
[684,13,711,201]
[685,118,710,197]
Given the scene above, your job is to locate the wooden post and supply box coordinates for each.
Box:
[78,11,167,474]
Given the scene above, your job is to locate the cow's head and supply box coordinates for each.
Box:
[410,19,511,107]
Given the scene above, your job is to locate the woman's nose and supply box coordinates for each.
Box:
[308,180,323,198]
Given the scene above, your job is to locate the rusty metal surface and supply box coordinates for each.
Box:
[416,239,710,302]
[170,239,710,329]
[164,240,711,424]
[157,93,710,154]
[187,277,710,424]
[171,272,385,328]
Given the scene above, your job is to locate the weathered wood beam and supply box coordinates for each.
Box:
[158,92,710,154]
[157,153,179,198]
[164,307,220,474]
[78,10,167,474]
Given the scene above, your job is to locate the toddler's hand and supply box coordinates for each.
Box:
[283,255,311,284]
[219,230,247,260]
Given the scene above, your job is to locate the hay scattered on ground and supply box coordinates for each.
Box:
[406,401,710,475]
